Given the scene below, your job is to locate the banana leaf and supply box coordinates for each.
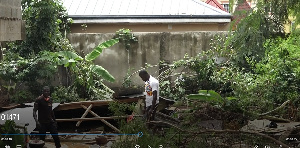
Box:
[187,90,223,103]
[58,51,83,61]
[198,90,222,101]
[90,65,115,82]
[57,51,83,67]
[85,39,119,61]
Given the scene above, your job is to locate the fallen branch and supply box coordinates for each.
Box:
[259,115,290,123]
[259,100,290,116]
[148,121,290,148]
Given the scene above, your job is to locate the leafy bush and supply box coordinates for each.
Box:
[19,0,72,56]
[51,86,79,103]
[0,120,24,147]
[0,51,57,82]
[208,30,300,114]
[187,90,239,112]
[10,90,35,104]
[255,32,300,104]
[157,52,223,101]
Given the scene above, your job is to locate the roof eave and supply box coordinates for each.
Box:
[69,15,231,19]
[69,15,232,24]
[72,18,231,24]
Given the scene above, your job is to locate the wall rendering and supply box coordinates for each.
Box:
[0,0,24,41]
[67,31,227,89]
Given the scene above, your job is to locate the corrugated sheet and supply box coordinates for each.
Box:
[61,0,229,16]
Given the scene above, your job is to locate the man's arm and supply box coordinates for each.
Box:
[33,100,40,128]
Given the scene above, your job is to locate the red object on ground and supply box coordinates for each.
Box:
[127,114,134,123]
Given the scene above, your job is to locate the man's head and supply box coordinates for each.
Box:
[139,70,150,82]
[42,86,50,98]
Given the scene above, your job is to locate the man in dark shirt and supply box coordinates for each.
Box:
[33,86,61,148]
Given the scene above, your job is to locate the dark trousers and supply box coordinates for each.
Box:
[144,104,159,121]
[39,122,61,148]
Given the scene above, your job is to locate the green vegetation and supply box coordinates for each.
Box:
[0,0,72,102]
[0,1,138,103]
[152,0,300,117]
[0,120,25,147]
[0,0,300,146]
[54,39,119,100]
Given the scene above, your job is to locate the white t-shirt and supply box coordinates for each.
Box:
[144,75,159,107]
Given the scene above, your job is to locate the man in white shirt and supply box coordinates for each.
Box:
[139,70,159,121]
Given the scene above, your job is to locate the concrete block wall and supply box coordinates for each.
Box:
[0,0,23,41]
[67,32,227,88]
[0,0,21,19]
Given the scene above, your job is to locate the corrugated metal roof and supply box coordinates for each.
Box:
[61,0,230,16]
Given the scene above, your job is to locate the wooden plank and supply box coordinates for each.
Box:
[81,104,121,133]
[76,104,93,127]
[55,97,141,111]
[56,115,143,122]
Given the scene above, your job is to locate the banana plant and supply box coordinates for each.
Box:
[55,38,119,100]
[57,39,118,82]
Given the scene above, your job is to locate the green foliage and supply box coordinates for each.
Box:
[0,51,58,82]
[10,90,35,104]
[115,28,138,51]
[156,51,233,103]
[122,68,135,88]
[208,30,300,114]
[19,0,72,56]
[206,0,300,113]
[188,90,223,103]
[51,86,79,103]
[112,118,180,148]
[64,61,114,100]
[187,90,237,111]
[0,0,72,103]
[108,102,179,148]
[108,102,136,117]
[85,39,119,61]
[226,0,300,69]
[91,65,115,83]
[0,120,25,147]
[0,50,58,98]
[160,78,186,101]
[55,38,119,100]
[255,32,300,103]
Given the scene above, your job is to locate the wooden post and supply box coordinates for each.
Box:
[76,104,93,127]
[81,104,121,133]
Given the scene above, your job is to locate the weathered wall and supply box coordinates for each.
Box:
[0,0,24,41]
[70,23,230,33]
[67,32,226,88]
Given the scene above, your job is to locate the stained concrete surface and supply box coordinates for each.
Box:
[67,32,227,89]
